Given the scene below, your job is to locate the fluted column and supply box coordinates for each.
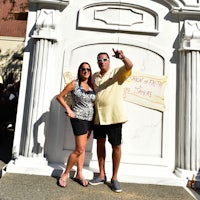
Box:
[23,9,58,157]
[176,20,200,176]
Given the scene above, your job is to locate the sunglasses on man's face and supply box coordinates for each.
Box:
[97,58,109,63]
[80,68,91,72]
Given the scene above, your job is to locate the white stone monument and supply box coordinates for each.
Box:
[7,0,200,186]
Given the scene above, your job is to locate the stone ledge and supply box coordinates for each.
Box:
[29,0,69,6]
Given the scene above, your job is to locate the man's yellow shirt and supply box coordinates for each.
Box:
[93,66,132,125]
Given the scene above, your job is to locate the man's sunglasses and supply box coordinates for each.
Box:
[97,58,109,63]
[80,68,91,72]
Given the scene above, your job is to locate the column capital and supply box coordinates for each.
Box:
[180,20,200,50]
[32,9,58,41]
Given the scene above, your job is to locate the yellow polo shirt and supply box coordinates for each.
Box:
[93,66,132,125]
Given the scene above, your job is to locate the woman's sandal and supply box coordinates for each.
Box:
[58,178,67,188]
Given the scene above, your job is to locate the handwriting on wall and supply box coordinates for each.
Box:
[124,71,167,112]
[63,70,167,112]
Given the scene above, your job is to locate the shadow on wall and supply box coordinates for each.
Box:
[32,111,49,155]
[26,94,94,176]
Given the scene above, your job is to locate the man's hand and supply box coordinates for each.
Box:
[112,48,126,60]
[112,48,133,70]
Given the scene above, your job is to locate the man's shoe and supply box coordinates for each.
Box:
[111,179,122,193]
[89,176,107,185]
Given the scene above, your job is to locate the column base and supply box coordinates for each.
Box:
[6,156,55,176]
[175,168,198,180]
[5,155,93,178]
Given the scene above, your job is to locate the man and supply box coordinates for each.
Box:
[89,48,133,192]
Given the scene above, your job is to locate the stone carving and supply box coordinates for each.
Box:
[95,7,143,26]
[78,3,159,35]
[181,20,200,49]
[184,20,200,39]
[36,9,56,30]
[33,9,57,40]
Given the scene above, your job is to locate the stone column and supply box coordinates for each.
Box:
[7,9,59,175]
[24,9,58,157]
[8,4,68,175]
[176,20,200,178]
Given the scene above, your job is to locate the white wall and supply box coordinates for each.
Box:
[9,0,200,184]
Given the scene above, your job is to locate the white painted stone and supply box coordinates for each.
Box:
[9,0,200,185]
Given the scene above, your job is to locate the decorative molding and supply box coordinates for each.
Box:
[179,0,200,7]
[180,20,200,50]
[32,9,58,41]
[171,7,200,15]
[163,0,199,8]
[183,20,200,39]
[171,0,200,15]
[163,0,182,7]
[29,0,69,6]
[94,7,143,26]
[78,3,159,35]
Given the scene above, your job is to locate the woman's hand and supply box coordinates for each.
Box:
[65,109,75,118]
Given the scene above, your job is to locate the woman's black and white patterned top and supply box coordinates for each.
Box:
[71,80,96,121]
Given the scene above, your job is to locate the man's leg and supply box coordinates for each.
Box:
[89,125,107,185]
[89,137,107,185]
[110,144,122,192]
[111,144,121,180]
[97,138,106,179]
[108,123,122,193]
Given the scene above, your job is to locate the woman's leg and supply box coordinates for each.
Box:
[76,131,91,179]
[59,133,88,186]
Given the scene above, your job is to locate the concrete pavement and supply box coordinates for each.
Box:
[0,131,200,200]
[0,133,200,200]
[0,109,199,199]
[0,163,200,200]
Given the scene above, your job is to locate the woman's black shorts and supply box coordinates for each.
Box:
[70,118,93,136]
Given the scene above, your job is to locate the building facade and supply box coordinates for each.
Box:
[0,0,28,37]
[6,0,200,185]
[0,0,28,82]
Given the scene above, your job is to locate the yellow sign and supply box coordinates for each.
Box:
[124,71,167,112]
[63,70,167,112]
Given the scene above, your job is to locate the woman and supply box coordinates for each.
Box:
[57,62,95,187]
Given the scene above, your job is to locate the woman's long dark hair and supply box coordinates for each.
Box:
[77,62,93,89]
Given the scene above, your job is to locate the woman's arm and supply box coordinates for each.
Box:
[56,80,75,118]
